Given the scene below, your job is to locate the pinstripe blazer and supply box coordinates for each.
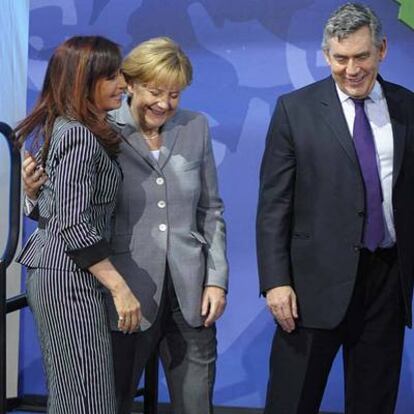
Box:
[17,117,121,272]
[105,102,228,330]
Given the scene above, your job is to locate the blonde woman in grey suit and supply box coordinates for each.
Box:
[15,36,141,413]
[107,37,229,414]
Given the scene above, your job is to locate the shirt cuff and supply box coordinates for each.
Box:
[24,196,38,214]
[66,239,112,269]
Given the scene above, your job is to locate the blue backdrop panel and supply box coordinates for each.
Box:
[0,0,29,254]
[19,0,414,411]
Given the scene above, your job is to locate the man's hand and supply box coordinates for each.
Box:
[266,285,298,333]
[22,152,47,200]
[201,286,227,328]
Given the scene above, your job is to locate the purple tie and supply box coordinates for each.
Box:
[352,98,384,251]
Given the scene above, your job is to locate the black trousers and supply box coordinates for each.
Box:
[112,267,217,414]
[264,247,405,414]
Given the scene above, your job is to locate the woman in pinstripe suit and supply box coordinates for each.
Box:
[14,36,141,414]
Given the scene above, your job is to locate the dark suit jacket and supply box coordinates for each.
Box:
[256,76,414,329]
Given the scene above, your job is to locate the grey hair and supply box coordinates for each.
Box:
[322,3,384,50]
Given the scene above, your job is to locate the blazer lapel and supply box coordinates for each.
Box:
[113,102,161,172]
[122,126,162,171]
[158,113,180,170]
[381,81,406,187]
[318,77,360,167]
[318,76,407,186]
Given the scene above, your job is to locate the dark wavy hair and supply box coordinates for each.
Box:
[14,35,122,163]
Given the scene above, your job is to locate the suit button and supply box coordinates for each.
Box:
[353,244,361,252]
[159,224,167,232]
[358,211,365,217]
[156,177,164,185]
[157,200,166,208]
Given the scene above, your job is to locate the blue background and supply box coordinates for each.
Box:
[19,0,414,411]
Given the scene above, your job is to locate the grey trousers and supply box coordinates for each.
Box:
[112,270,217,414]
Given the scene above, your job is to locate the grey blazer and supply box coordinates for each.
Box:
[106,102,228,330]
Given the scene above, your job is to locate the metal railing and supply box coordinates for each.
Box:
[0,122,158,413]
[0,121,22,414]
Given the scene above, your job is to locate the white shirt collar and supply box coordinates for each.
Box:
[108,99,135,127]
[335,80,383,104]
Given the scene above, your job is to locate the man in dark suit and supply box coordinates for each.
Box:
[256,3,414,413]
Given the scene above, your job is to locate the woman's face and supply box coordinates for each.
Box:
[127,80,181,133]
[94,71,126,114]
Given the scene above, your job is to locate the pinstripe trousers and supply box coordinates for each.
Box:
[26,268,117,414]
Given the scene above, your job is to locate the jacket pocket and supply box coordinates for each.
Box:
[176,160,201,171]
[190,231,208,245]
[291,232,310,240]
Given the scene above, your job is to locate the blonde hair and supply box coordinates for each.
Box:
[122,37,192,89]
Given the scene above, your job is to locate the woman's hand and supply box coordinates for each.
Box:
[201,286,227,327]
[22,152,48,199]
[89,259,141,334]
[111,283,142,334]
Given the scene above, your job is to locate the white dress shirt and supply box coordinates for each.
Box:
[150,149,160,161]
[336,81,395,247]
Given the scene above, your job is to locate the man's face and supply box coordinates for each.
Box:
[324,26,387,99]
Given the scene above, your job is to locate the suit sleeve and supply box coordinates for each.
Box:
[256,96,296,294]
[23,149,42,220]
[24,195,40,220]
[53,126,112,268]
[197,116,229,291]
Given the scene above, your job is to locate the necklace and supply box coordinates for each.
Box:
[141,131,160,141]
